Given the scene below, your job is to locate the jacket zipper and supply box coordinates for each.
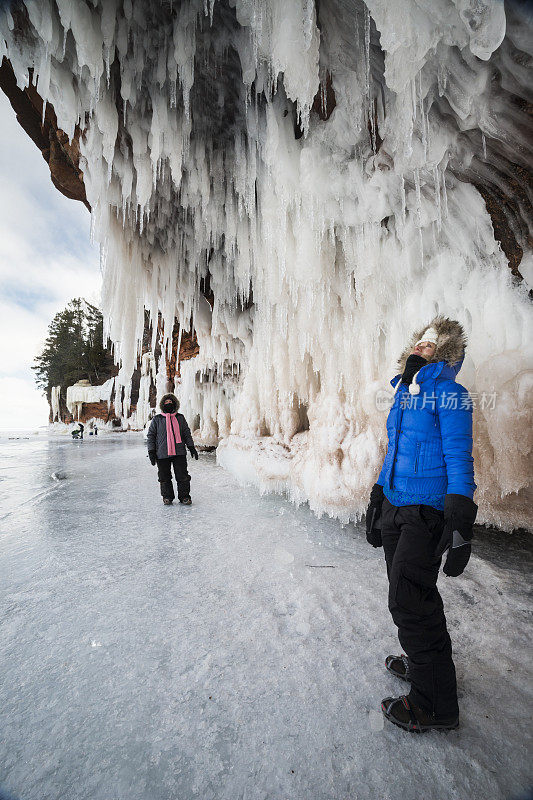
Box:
[414,442,421,473]
[389,396,404,490]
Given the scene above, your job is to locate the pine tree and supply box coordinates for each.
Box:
[84,301,110,384]
[33,299,114,400]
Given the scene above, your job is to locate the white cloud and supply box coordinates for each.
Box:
[0,92,102,429]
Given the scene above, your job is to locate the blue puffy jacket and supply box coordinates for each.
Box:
[377,357,476,510]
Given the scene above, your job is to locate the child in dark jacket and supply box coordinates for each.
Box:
[146,393,198,505]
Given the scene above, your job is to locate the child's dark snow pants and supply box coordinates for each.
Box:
[157,455,191,501]
[381,496,459,721]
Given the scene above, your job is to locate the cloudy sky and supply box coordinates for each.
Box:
[0,91,101,430]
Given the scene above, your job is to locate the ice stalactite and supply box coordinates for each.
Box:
[132,351,156,429]
[50,385,61,422]
[1,0,531,530]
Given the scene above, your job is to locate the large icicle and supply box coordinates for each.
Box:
[50,385,61,422]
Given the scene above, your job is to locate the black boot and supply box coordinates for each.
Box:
[385,654,410,682]
[381,694,459,733]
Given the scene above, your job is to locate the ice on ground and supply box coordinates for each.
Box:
[0,433,531,800]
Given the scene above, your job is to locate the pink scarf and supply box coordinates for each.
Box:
[163,412,182,456]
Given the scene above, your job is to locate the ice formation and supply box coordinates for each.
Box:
[133,351,156,429]
[66,377,115,419]
[1,0,531,529]
[50,384,61,422]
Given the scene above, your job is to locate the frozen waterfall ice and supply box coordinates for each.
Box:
[0,0,531,530]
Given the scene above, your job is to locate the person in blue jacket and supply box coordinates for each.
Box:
[365,316,478,732]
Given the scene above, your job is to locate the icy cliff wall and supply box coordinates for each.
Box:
[1,0,531,530]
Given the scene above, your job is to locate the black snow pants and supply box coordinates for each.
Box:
[157,455,191,501]
[381,496,459,720]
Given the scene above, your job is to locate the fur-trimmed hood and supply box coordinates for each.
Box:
[397,316,467,373]
[391,316,467,397]
[159,393,180,413]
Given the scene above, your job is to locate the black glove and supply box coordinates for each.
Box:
[148,450,157,466]
[189,446,199,460]
[436,494,478,577]
[365,483,384,547]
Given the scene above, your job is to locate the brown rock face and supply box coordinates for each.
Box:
[64,401,124,425]
[0,56,88,208]
[311,72,336,121]
[473,176,527,279]
[167,324,200,388]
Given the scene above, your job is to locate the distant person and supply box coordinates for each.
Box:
[94,425,98,436]
[146,393,198,505]
[365,316,477,733]
[71,422,84,440]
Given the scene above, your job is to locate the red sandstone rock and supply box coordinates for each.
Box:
[0,57,88,208]
[167,323,200,388]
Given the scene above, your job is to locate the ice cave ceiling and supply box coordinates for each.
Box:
[0,0,532,530]
[1,1,531,275]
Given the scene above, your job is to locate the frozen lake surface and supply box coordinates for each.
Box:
[0,432,531,800]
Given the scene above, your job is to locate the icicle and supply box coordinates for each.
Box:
[364,6,375,151]
[433,165,441,234]
[51,385,61,422]
[397,174,406,232]
[437,61,447,97]
[419,71,427,162]
[414,167,424,263]
[442,173,449,219]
